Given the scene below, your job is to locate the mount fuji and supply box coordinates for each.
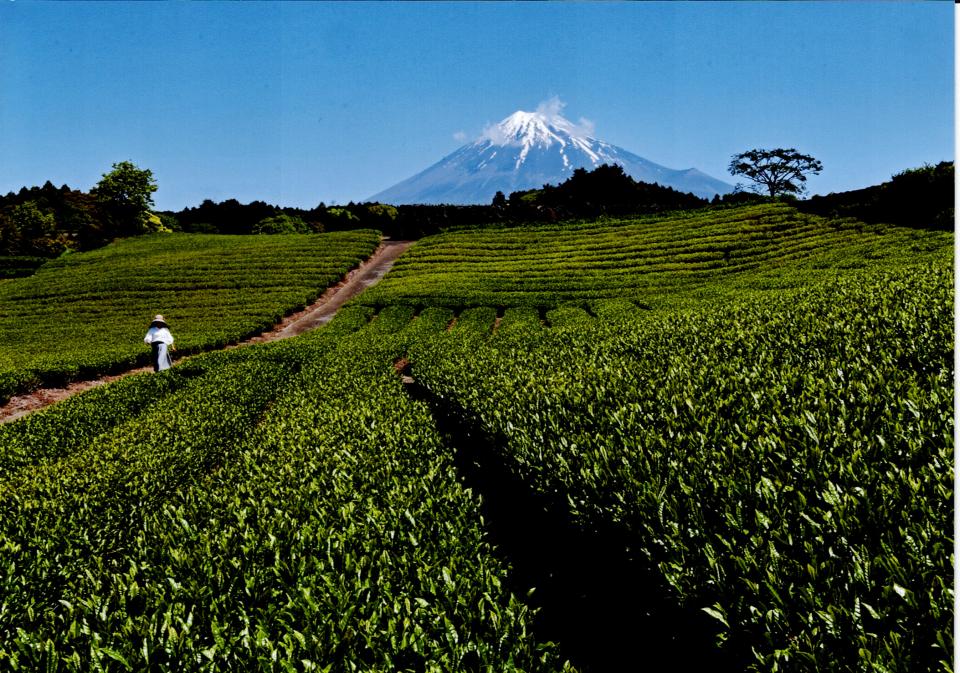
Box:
[369,107,734,205]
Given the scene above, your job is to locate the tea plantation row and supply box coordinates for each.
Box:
[359,203,950,310]
[407,260,953,672]
[0,306,571,671]
[0,230,380,404]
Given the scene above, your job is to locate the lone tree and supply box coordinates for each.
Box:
[92,161,159,237]
[728,148,823,198]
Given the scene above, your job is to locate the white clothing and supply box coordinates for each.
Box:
[144,326,174,345]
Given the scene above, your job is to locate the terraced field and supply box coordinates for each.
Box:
[0,230,379,402]
[0,203,952,672]
[360,203,949,310]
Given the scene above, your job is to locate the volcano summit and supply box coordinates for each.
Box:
[369,107,734,205]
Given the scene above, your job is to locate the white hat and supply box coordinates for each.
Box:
[151,314,168,327]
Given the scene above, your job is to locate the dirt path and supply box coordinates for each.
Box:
[242,239,411,343]
[0,239,413,424]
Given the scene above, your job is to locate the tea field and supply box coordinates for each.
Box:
[359,202,949,310]
[410,261,953,672]
[0,308,572,671]
[0,230,380,403]
[0,204,952,672]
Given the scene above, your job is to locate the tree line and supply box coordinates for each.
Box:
[2,153,951,268]
[0,161,160,257]
[168,164,754,239]
[0,150,814,259]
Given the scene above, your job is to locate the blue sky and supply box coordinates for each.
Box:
[0,2,953,210]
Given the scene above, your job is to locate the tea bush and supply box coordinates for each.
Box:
[409,261,953,672]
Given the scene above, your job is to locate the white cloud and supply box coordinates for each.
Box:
[572,115,596,138]
[535,95,596,138]
[480,122,511,145]
[452,130,468,142]
[535,95,567,120]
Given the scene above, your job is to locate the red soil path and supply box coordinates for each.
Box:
[0,239,413,424]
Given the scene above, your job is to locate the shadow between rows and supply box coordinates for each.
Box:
[404,377,749,673]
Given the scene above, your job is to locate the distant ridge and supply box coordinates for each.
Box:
[370,108,734,204]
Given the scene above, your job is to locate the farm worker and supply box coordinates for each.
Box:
[144,314,175,372]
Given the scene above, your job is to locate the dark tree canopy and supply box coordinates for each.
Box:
[92,161,159,236]
[0,182,102,256]
[510,163,708,218]
[252,213,310,235]
[729,148,823,198]
[800,161,953,231]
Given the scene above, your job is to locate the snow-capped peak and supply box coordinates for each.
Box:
[501,110,570,145]
[480,108,601,166]
[368,102,734,204]
[482,109,591,147]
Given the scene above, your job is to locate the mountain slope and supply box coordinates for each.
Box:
[370,109,734,204]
